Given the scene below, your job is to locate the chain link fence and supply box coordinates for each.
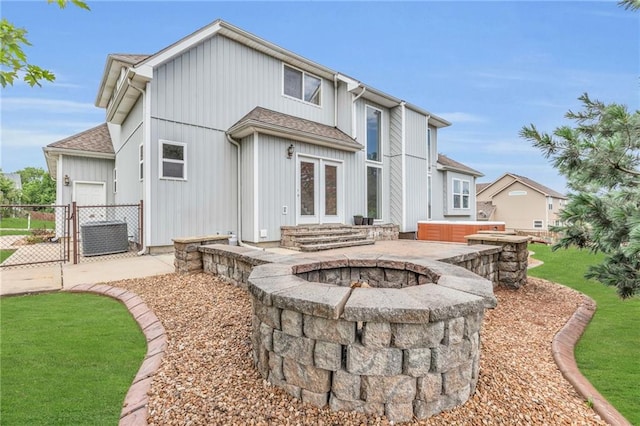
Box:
[0,205,70,268]
[73,203,143,264]
[0,202,142,268]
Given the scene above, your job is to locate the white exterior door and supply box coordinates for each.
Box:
[296,156,343,224]
[73,181,106,221]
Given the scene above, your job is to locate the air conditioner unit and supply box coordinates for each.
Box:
[81,221,129,256]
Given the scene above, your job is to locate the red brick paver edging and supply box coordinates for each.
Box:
[64,284,166,426]
[552,295,632,426]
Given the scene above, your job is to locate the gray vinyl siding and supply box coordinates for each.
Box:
[389,107,403,226]
[148,118,237,247]
[240,135,256,242]
[255,134,365,242]
[114,125,143,204]
[405,108,427,158]
[60,156,115,205]
[405,156,429,229]
[119,98,142,151]
[431,170,445,220]
[336,82,352,136]
[150,35,335,132]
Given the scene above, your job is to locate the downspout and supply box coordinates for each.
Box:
[351,85,366,139]
[401,101,407,233]
[426,114,432,220]
[333,74,338,127]
[226,133,264,250]
[127,79,149,255]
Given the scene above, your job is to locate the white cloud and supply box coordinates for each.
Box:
[0,128,76,147]
[436,112,486,124]
[1,98,98,114]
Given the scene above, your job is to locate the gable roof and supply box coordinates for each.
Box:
[476,182,491,193]
[45,123,114,154]
[437,154,483,177]
[228,107,363,152]
[478,172,567,199]
[476,201,496,220]
[43,124,115,178]
[96,19,450,127]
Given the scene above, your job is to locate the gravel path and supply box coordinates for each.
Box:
[110,273,605,425]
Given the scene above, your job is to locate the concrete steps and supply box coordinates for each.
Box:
[280,225,375,251]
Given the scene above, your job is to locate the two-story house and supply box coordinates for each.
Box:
[476,173,567,231]
[44,19,480,252]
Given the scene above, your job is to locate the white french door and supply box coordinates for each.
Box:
[297,156,343,224]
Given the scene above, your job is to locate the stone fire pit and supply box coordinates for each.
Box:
[247,254,497,423]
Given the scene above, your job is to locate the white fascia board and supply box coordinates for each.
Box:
[43,148,58,178]
[337,74,360,91]
[229,123,362,153]
[405,103,451,128]
[42,147,115,161]
[137,21,223,69]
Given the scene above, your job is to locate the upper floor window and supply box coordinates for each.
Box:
[283,64,321,106]
[366,106,382,162]
[160,140,187,180]
[453,178,470,209]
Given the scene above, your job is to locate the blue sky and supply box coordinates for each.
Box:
[1,1,637,193]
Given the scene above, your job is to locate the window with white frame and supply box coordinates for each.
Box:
[113,168,117,193]
[160,140,187,180]
[367,165,382,220]
[366,106,382,162]
[452,178,470,209]
[533,220,543,229]
[139,144,144,180]
[283,64,321,105]
[548,197,554,210]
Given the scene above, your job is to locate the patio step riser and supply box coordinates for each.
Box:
[298,239,375,252]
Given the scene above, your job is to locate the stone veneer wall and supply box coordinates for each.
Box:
[247,256,496,423]
[465,234,531,289]
[172,235,231,274]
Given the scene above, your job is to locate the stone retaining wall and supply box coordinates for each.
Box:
[172,235,230,274]
[248,256,496,423]
[465,234,531,289]
[280,224,399,248]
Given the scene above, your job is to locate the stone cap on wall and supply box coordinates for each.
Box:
[247,254,496,324]
[465,234,531,244]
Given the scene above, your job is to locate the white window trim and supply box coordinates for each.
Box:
[366,163,384,221]
[282,63,322,107]
[113,167,117,194]
[159,139,187,181]
[138,143,144,181]
[533,220,544,229]
[365,105,384,164]
[452,178,471,210]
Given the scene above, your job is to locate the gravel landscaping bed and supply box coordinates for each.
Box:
[110,273,605,425]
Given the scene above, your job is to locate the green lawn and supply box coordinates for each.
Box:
[0,249,16,263]
[0,293,146,425]
[0,229,31,236]
[0,217,55,230]
[528,244,640,424]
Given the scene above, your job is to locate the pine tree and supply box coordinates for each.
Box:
[520,94,640,298]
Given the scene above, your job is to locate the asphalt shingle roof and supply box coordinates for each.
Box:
[230,107,362,150]
[508,173,567,199]
[437,154,483,176]
[46,123,114,154]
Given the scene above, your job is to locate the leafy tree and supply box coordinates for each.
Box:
[18,167,56,205]
[618,0,640,11]
[0,0,89,88]
[0,171,21,205]
[520,94,640,298]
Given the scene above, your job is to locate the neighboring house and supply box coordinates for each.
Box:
[43,19,479,251]
[476,173,567,231]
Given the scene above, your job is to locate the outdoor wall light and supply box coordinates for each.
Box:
[287,144,295,159]
[64,175,70,186]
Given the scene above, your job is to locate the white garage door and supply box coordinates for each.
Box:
[73,181,106,221]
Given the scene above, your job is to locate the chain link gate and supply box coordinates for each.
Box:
[0,201,143,268]
[0,204,71,268]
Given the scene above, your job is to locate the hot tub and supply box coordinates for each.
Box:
[417,221,505,243]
